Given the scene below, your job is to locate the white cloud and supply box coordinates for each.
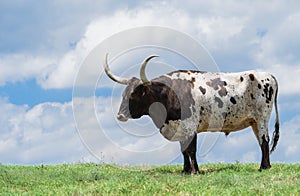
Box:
[257,12,300,65]
[0,98,90,164]
[0,54,55,86]
[242,151,259,163]
[37,50,82,89]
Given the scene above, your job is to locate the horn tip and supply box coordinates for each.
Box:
[145,54,159,62]
[103,53,109,68]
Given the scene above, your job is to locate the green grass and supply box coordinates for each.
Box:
[1,163,300,195]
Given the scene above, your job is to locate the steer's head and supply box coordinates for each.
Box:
[103,54,158,122]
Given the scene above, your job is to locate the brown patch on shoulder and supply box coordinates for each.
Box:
[206,78,218,90]
[206,78,227,90]
[249,74,255,81]
[206,78,228,97]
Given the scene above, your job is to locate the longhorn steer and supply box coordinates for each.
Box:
[103,54,280,174]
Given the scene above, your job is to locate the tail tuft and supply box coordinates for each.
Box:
[270,75,280,154]
[270,121,279,153]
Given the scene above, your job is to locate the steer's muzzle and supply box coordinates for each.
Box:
[117,114,129,122]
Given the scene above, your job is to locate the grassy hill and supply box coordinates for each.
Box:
[1,163,300,195]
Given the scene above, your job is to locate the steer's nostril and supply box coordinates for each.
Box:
[117,114,128,122]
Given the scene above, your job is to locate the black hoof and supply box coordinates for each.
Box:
[181,169,198,175]
[191,170,198,175]
[259,165,271,171]
[181,170,191,175]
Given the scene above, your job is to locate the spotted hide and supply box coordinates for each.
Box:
[103,54,280,174]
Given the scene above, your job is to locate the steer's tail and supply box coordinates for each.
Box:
[270,75,280,154]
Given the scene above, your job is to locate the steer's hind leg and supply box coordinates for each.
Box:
[180,134,199,174]
[260,134,271,170]
[251,122,271,171]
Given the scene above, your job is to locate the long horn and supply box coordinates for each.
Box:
[103,53,129,85]
[140,55,159,85]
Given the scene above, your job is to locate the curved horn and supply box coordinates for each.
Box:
[103,53,129,85]
[140,55,159,85]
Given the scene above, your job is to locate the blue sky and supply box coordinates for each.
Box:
[1,0,300,165]
[0,79,72,107]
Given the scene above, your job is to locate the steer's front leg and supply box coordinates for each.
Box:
[182,151,191,174]
[180,134,199,174]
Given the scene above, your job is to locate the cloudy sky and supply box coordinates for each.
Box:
[1,0,300,165]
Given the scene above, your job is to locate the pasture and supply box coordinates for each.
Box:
[1,163,299,195]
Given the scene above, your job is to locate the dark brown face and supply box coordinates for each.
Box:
[117,73,197,125]
[117,77,152,121]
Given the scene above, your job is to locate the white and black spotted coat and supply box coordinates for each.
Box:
[159,70,278,146]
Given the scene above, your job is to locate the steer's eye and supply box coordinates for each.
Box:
[130,92,138,98]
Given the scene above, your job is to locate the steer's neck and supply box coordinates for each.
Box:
[147,82,182,126]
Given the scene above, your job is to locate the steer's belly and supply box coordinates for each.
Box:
[160,112,256,141]
[197,117,255,133]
